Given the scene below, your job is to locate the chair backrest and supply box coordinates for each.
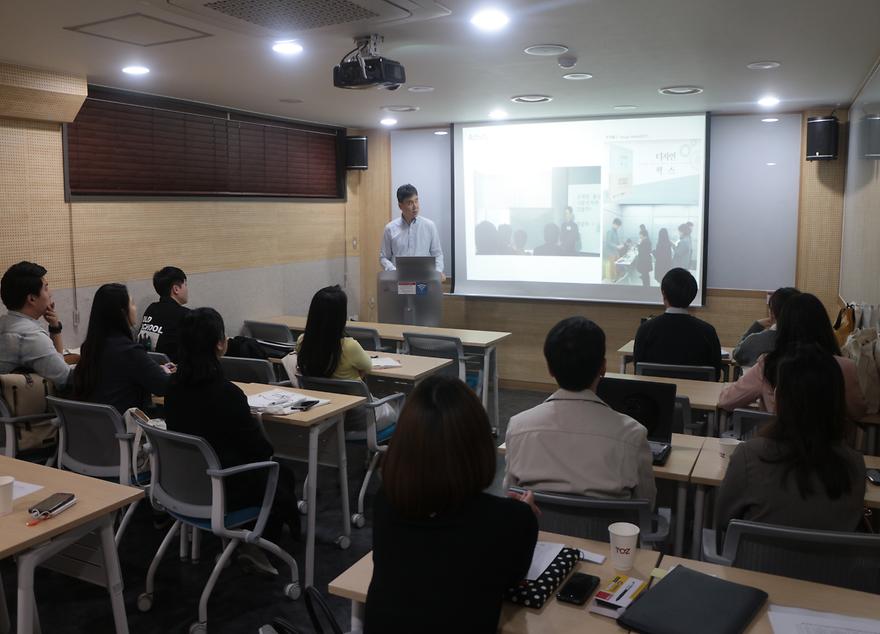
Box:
[137,422,220,520]
[730,408,775,440]
[723,520,880,593]
[242,320,295,345]
[345,326,381,352]
[147,351,171,365]
[402,333,464,380]
[297,375,372,439]
[0,373,57,455]
[46,396,128,481]
[520,489,653,545]
[636,362,717,382]
[220,356,276,384]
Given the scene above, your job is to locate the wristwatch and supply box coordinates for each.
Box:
[48,322,63,335]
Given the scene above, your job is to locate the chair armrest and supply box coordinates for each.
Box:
[642,507,671,544]
[271,380,293,387]
[0,414,59,425]
[207,460,279,542]
[366,392,406,408]
[701,528,733,565]
[115,432,135,441]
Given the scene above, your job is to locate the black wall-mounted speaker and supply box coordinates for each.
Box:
[806,116,838,161]
[864,115,880,159]
[345,136,368,169]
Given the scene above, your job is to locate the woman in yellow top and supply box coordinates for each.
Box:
[296,285,395,428]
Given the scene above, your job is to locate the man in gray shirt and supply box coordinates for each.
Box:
[732,286,801,368]
[380,184,446,281]
[0,261,72,388]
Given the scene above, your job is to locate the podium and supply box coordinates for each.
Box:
[377,256,443,326]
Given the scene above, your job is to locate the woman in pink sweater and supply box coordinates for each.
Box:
[719,293,866,420]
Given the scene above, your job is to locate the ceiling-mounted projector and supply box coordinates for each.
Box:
[334,34,406,90]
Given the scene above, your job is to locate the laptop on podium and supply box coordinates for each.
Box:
[595,376,676,465]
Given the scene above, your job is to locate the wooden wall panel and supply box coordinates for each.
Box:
[796,108,849,315]
[0,63,86,123]
[356,129,392,321]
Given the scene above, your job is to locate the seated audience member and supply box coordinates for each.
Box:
[513,229,528,254]
[164,308,299,574]
[715,345,866,534]
[297,285,395,429]
[366,376,538,634]
[505,317,656,506]
[0,261,72,389]
[719,292,866,419]
[732,287,800,367]
[533,223,563,256]
[633,268,722,379]
[72,283,171,414]
[137,266,190,361]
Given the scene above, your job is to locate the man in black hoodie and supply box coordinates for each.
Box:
[137,266,190,362]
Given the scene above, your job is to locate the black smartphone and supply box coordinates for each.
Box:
[28,492,76,518]
[867,469,880,486]
[556,572,600,605]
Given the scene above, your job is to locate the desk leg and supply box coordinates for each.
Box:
[306,425,320,588]
[867,426,877,455]
[491,346,499,432]
[482,347,491,417]
[351,600,365,631]
[619,355,627,373]
[0,575,10,634]
[17,546,37,633]
[674,482,687,557]
[336,415,352,542]
[98,516,130,634]
[691,485,706,560]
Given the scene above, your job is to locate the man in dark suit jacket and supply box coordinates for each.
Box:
[633,268,722,379]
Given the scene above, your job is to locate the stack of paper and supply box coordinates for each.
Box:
[768,605,880,634]
[371,357,402,369]
[246,389,328,413]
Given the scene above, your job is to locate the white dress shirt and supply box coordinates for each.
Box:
[379,215,444,272]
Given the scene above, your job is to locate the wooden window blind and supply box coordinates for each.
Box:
[66,87,344,199]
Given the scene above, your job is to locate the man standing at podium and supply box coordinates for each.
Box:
[380,184,446,281]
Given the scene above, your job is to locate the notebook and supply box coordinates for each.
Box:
[617,565,767,634]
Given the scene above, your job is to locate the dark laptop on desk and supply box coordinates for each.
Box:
[595,377,676,465]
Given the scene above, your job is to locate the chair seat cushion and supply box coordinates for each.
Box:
[168,506,262,530]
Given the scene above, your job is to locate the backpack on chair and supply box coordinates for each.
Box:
[0,372,58,453]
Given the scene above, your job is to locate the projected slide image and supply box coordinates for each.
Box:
[472,165,602,257]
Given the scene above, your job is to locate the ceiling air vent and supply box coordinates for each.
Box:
[164,0,450,36]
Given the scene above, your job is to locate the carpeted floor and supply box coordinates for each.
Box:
[0,387,551,633]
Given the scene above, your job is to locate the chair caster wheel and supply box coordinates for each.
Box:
[297,500,308,515]
[137,593,153,612]
[351,513,366,528]
[189,622,207,633]
[284,582,302,600]
[335,535,351,550]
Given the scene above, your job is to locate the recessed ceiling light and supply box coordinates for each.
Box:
[766,162,777,166]
[471,8,509,31]
[761,117,779,123]
[613,105,638,111]
[524,44,568,56]
[381,105,419,112]
[747,61,781,70]
[408,85,434,93]
[380,117,397,126]
[279,98,303,104]
[272,40,303,55]
[562,73,593,80]
[511,94,552,104]
[434,130,449,136]
[659,85,703,95]
[758,95,780,107]
[489,109,508,120]
[122,65,150,75]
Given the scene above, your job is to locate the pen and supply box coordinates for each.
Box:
[614,580,635,602]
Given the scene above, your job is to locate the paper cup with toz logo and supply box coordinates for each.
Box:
[608,522,640,570]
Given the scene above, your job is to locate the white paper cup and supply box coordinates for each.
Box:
[0,476,14,517]
[719,438,741,463]
[609,521,640,571]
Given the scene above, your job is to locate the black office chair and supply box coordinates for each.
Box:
[636,362,717,382]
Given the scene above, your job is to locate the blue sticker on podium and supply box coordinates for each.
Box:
[416,283,428,295]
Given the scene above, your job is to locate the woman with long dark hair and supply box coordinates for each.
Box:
[719,292,866,418]
[653,227,673,283]
[715,345,866,531]
[635,224,653,287]
[297,285,370,380]
[365,376,538,634]
[72,283,170,413]
[164,308,299,574]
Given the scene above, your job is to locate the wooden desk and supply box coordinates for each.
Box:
[616,339,735,380]
[657,556,880,633]
[328,531,662,633]
[270,353,452,383]
[0,455,143,633]
[496,434,704,557]
[261,315,510,427]
[235,383,364,588]
[689,439,880,560]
